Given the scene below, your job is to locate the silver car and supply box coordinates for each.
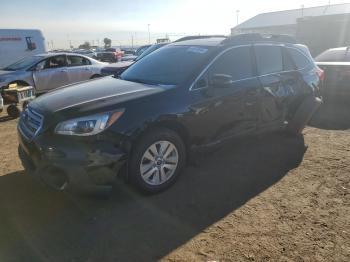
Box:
[0,53,105,94]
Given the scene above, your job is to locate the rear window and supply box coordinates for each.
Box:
[254,45,283,75]
[288,48,311,69]
[67,56,91,66]
[315,49,348,62]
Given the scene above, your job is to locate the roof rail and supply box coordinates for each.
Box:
[222,33,297,45]
[174,35,227,43]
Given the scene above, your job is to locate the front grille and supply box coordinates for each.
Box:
[19,108,44,141]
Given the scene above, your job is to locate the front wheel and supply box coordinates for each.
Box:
[128,128,186,194]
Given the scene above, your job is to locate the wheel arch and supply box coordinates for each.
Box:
[129,119,191,153]
[9,80,30,87]
[90,74,102,79]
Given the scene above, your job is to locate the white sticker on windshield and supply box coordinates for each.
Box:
[187,47,208,54]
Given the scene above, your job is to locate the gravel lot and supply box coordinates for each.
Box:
[0,101,349,262]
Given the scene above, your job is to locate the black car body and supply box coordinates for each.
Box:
[18,35,322,194]
[315,47,350,98]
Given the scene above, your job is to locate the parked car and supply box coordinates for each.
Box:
[0,29,47,68]
[101,43,167,77]
[0,53,104,95]
[18,34,322,195]
[95,51,120,63]
[105,48,124,61]
[315,47,350,99]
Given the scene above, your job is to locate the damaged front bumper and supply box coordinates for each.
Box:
[18,129,127,194]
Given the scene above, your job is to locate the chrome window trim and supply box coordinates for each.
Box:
[189,43,315,92]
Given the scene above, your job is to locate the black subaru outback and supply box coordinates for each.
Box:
[18,34,322,194]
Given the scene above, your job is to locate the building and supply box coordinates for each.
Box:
[231,3,350,55]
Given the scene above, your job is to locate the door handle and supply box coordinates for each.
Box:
[60,69,67,73]
[245,102,254,106]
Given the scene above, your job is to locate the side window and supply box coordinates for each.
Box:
[67,56,91,66]
[45,55,66,69]
[35,60,46,71]
[282,49,296,71]
[287,48,311,70]
[254,45,283,75]
[209,46,254,81]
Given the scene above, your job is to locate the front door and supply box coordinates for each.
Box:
[33,55,69,93]
[187,46,260,144]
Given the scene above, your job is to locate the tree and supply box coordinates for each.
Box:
[78,41,91,50]
[104,38,112,48]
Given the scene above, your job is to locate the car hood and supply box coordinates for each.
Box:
[0,70,15,77]
[30,76,165,116]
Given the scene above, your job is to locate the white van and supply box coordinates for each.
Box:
[0,29,47,68]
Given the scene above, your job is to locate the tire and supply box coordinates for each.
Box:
[7,104,20,118]
[287,96,322,135]
[128,127,186,194]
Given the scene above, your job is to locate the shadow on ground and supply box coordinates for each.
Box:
[0,115,15,123]
[310,98,350,130]
[0,133,306,262]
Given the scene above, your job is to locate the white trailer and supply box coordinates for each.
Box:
[0,29,47,68]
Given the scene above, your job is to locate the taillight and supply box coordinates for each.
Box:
[316,67,325,82]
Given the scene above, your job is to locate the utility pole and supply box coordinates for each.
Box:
[148,24,151,44]
[301,4,305,17]
[236,10,240,25]
[131,34,134,48]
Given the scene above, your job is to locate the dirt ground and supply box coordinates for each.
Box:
[0,101,349,262]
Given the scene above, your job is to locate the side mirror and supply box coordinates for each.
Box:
[33,63,45,72]
[211,74,233,88]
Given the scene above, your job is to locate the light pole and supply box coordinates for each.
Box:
[301,4,305,17]
[236,10,240,25]
[148,24,151,44]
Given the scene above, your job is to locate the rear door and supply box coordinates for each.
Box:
[66,55,93,83]
[254,45,291,130]
[188,45,261,143]
[33,55,69,93]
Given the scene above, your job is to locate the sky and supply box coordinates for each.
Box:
[0,0,348,48]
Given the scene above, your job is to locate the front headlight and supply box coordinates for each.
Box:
[54,110,124,136]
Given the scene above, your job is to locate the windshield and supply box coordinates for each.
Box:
[315,49,350,62]
[121,45,213,86]
[4,56,44,71]
[135,44,166,62]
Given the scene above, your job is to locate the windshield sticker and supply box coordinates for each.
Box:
[187,47,208,54]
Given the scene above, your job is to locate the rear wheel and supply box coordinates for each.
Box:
[7,104,20,118]
[128,128,186,193]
